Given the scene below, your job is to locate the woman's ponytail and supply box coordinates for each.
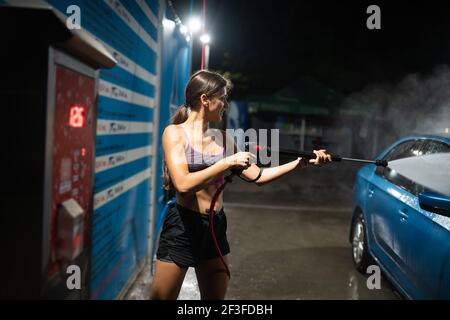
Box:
[171,104,190,125]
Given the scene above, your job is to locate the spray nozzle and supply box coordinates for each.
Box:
[375,159,388,167]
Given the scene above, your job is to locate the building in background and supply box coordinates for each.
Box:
[235,77,383,159]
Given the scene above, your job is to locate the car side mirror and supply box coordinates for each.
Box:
[419,192,450,217]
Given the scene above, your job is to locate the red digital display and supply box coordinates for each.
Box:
[49,65,95,277]
[69,105,85,128]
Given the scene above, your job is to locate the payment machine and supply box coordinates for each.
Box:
[0,4,116,299]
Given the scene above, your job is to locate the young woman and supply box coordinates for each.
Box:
[150,70,331,300]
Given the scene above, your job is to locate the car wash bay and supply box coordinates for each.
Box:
[128,159,398,300]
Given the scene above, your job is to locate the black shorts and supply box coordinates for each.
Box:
[156,204,230,269]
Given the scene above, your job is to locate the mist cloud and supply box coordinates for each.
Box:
[343,65,450,155]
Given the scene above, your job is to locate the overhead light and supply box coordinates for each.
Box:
[200,34,211,44]
[188,17,201,33]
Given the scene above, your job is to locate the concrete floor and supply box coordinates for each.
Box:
[127,161,399,300]
[224,203,397,299]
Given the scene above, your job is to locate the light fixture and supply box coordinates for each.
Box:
[200,34,211,44]
[188,17,201,33]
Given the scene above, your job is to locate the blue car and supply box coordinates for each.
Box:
[350,135,450,299]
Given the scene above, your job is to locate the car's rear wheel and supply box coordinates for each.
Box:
[351,213,374,273]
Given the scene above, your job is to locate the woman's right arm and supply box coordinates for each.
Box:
[163,125,253,193]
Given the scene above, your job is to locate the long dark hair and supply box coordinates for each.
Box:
[163,70,232,190]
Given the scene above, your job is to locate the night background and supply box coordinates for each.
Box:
[173,0,450,97]
[170,0,450,160]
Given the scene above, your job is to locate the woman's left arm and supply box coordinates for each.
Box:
[222,131,331,186]
[239,158,302,186]
[240,150,331,186]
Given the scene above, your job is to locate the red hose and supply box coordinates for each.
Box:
[208,176,231,278]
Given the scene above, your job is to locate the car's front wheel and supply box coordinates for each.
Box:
[351,213,374,273]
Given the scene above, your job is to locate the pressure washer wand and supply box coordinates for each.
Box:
[247,143,388,167]
[291,150,387,167]
[339,157,388,167]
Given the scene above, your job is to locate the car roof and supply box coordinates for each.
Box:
[396,134,450,145]
[377,134,450,159]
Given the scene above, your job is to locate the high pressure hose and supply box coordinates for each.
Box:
[208,171,237,279]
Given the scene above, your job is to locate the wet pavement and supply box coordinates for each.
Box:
[224,202,397,299]
[126,161,399,300]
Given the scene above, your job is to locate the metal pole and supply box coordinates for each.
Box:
[188,0,194,74]
[188,36,193,74]
[205,43,210,69]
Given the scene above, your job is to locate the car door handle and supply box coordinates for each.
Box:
[368,187,375,197]
[398,208,409,222]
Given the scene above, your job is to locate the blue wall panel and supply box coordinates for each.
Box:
[3,0,191,299]
[44,0,160,299]
[154,8,191,223]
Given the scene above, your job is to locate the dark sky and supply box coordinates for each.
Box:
[172,0,450,98]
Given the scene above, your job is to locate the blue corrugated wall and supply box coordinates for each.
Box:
[46,0,160,300]
[1,0,190,299]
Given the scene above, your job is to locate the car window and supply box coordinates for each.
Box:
[421,140,450,155]
[376,140,417,176]
[376,139,429,196]
[410,139,427,157]
[383,140,416,162]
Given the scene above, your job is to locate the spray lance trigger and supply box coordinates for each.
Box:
[230,141,257,176]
